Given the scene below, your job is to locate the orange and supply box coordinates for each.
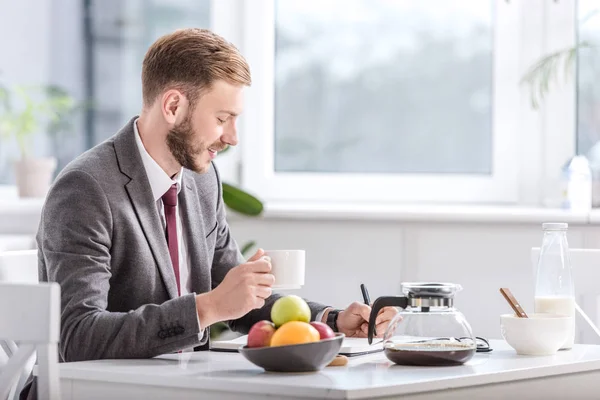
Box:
[270,321,320,347]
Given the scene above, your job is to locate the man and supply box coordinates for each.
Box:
[31,27,395,380]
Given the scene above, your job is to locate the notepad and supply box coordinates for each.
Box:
[210,335,384,356]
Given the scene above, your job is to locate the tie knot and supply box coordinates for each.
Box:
[162,184,178,207]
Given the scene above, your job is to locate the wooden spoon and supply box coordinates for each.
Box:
[499,288,528,318]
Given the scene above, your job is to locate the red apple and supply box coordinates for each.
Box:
[247,320,276,348]
[310,321,335,340]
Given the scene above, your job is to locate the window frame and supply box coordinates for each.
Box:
[237,0,525,204]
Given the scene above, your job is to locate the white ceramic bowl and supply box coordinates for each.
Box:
[500,313,571,356]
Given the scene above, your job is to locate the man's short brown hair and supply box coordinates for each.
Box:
[141,28,251,107]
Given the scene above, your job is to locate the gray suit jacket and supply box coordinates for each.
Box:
[36,117,329,362]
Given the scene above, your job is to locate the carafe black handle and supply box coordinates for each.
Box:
[367,296,408,344]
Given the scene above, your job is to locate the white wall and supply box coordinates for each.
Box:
[0,0,53,176]
[0,0,84,179]
[3,200,600,344]
[0,0,82,99]
[0,0,51,85]
[228,216,600,344]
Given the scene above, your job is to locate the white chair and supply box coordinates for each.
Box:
[531,247,600,344]
[0,250,40,400]
[0,250,38,284]
[0,282,60,400]
[0,236,36,253]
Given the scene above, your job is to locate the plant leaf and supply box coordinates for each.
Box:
[0,86,11,111]
[0,82,82,156]
[580,10,600,26]
[521,42,599,109]
[240,241,257,257]
[222,182,264,216]
[218,145,231,155]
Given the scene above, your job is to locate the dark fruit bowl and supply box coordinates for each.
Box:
[239,333,344,372]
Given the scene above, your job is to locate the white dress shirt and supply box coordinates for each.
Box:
[133,119,192,295]
[133,119,328,332]
[133,119,206,348]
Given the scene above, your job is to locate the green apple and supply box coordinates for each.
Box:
[271,295,311,327]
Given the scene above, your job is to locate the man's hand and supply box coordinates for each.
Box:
[196,249,274,327]
[332,302,398,338]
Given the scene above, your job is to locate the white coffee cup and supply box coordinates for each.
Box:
[263,250,305,290]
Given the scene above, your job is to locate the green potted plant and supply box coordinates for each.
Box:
[209,150,264,340]
[207,207,259,338]
[0,83,77,198]
[520,8,598,109]
[520,43,592,110]
[520,10,600,207]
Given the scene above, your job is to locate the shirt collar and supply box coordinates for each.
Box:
[133,118,183,202]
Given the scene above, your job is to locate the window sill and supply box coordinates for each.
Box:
[231,201,592,225]
[0,186,45,211]
[0,186,595,230]
[586,209,600,224]
[0,186,45,234]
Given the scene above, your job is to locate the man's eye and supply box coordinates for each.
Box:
[217,118,226,124]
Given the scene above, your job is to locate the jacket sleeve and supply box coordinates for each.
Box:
[208,163,329,334]
[37,169,203,362]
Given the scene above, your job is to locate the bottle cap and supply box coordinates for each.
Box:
[542,222,568,230]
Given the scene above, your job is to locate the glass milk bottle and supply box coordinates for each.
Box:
[534,222,575,349]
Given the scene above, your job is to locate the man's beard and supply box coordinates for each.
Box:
[166,116,206,173]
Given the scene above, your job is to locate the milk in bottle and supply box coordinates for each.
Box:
[534,223,575,350]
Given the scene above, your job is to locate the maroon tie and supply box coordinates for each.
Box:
[162,184,180,296]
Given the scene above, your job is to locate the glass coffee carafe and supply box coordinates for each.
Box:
[367,282,477,366]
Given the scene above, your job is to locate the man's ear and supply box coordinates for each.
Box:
[161,90,189,125]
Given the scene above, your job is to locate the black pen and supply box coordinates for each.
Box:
[360,283,376,336]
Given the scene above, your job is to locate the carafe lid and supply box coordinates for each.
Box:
[401,282,462,298]
[542,222,568,231]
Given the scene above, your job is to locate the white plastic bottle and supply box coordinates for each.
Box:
[561,155,592,212]
[534,222,575,350]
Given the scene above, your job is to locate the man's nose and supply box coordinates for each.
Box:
[221,123,238,146]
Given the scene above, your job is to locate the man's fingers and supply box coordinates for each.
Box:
[255,285,273,300]
[375,321,390,337]
[247,248,265,262]
[256,273,275,287]
[375,307,398,325]
[254,297,266,309]
[353,302,372,322]
[360,323,368,336]
[247,257,272,273]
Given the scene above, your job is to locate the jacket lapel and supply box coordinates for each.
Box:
[179,174,210,294]
[113,117,179,299]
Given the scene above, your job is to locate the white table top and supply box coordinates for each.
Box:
[56,340,600,399]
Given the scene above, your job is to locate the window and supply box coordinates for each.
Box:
[241,0,521,204]
[87,0,212,146]
[0,0,211,184]
[275,1,493,175]
[1,0,583,208]
[578,0,600,157]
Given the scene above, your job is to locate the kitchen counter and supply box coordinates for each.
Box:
[53,340,600,399]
